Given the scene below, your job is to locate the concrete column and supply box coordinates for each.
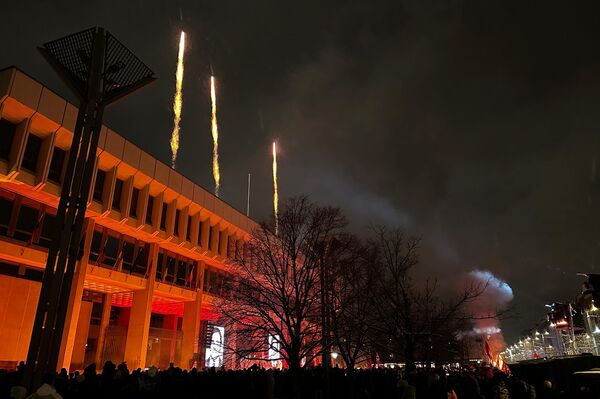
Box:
[95,293,112,366]
[124,243,158,369]
[181,261,204,369]
[209,224,219,255]
[181,293,202,369]
[163,314,178,364]
[57,218,95,371]
[71,300,93,368]
[218,228,229,259]
[199,219,210,252]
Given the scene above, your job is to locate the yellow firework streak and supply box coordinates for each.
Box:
[170,31,186,168]
[211,75,221,196]
[272,141,279,235]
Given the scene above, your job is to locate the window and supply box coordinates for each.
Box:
[121,239,135,271]
[198,220,203,244]
[24,268,43,282]
[90,302,103,326]
[39,212,58,249]
[89,229,103,263]
[48,147,66,184]
[0,119,16,161]
[176,259,187,287]
[165,255,176,283]
[218,231,224,255]
[93,170,106,202]
[227,237,236,258]
[186,215,192,241]
[208,225,213,251]
[203,267,228,296]
[174,209,181,236]
[156,251,165,281]
[101,234,119,268]
[150,314,164,329]
[22,134,42,172]
[112,178,124,211]
[130,187,140,218]
[14,205,38,242]
[0,195,14,236]
[160,202,168,231]
[131,242,149,276]
[145,195,154,225]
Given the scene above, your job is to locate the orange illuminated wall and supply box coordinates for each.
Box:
[0,275,41,363]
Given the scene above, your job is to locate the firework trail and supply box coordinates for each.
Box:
[211,75,221,196]
[272,142,279,235]
[170,31,186,168]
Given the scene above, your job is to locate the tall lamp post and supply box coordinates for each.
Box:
[24,27,155,389]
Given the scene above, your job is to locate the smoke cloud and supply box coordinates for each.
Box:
[466,270,514,354]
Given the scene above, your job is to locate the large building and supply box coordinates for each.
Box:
[0,66,256,371]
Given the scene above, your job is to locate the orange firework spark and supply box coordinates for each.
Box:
[211,75,221,196]
[170,31,186,168]
[272,141,279,235]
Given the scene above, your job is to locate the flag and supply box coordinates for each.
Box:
[114,241,124,270]
[484,341,494,366]
[28,209,45,246]
[96,234,109,265]
[187,262,196,288]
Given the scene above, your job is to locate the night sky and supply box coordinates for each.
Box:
[3,0,600,342]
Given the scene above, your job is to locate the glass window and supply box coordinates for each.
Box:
[112,178,124,211]
[93,169,106,202]
[89,229,103,263]
[145,195,154,225]
[14,205,38,242]
[198,220,203,244]
[176,260,187,287]
[132,242,148,276]
[48,147,66,184]
[0,261,19,278]
[130,187,140,218]
[39,212,58,249]
[208,225,213,251]
[22,134,42,173]
[24,268,43,282]
[150,314,164,329]
[121,239,135,271]
[156,251,165,280]
[186,215,192,241]
[218,231,224,255]
[0,195,14,236]
[160,202,168,231]
[101,234,119,267]
[174,209,181,236]
[165,255,176,283]
[0,119,16,161]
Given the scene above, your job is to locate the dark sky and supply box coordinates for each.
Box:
[4,0,600,342]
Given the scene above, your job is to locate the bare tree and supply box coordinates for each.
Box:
[370,226,488,369]
[214,196,346,371]
[325,234,377,371]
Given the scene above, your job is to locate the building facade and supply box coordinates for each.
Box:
[0,67,255,371]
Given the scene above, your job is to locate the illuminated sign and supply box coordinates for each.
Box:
[268,335,280,367]
[205,325,225,368]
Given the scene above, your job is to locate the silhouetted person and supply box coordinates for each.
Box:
[26,373,62,399]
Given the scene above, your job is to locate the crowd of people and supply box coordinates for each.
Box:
[0,361,587,399]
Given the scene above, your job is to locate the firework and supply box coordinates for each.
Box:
[211,75,221,196]
[272,141,279,235]
[170,31,186,168]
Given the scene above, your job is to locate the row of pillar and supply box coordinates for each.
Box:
[56,217,205,371]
